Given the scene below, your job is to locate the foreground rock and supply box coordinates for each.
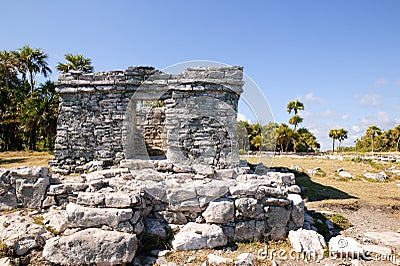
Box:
[329,236,364,259]
[0,213,50,255]
[43,228,137,265]
[172,222,227,250]
[288,228,326,256]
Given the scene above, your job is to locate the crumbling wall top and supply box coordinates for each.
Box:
[55,66,244,94]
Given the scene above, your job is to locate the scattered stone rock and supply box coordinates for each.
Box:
[287,194,304,228]
[338,171,354,178]
[203,199,234,223]
[362,244,392,256]
[172,222,227,250]
[0,213,50,255]
[43,228,137,265]
[0,257,12,266]
[288,228,326,255]
[208,254,233,265]
[363,172,387,182]
[235,253,256,266]
[329,236,364,258]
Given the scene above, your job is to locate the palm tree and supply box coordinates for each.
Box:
[366,125,381,153]
[329,129,339,153]
[336,128,348,150]
[56,53,94,73]
[394,125,400,152]
[15,46,52,95]
[276,124,294,152]
[289,115,303,131]
[287,99,304,115]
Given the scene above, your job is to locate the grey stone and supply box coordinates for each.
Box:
[0,213,50,255]
[76,192,106,206]
[47,183,88,195]
[42,208,69,233]
[235,253,256,266]
[364,231,400,248]
[208,254,233,265]
[144,218,166,238]
[15,175,49,209]
[134,168,164,181]
[235,198,264,218]
[105,193,133,208]
[43,228,137,265]
[192,164,214,176]
[10,166,50,178]
[172,222,227,250]
[338,171,354,178]
[156,211,187,224]
[288,229,326,255]
[202,199,234,223]
[265,206,291,227]
[0,257,12,266]
[329,236,364,258]
[66,203,133,228]
[363,172,387,182]
[287,194,304,228]
[234,220,264,241]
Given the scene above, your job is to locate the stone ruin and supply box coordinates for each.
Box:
[0,66,307,265]
[50,66,244,174]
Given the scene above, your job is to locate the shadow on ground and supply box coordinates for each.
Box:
[294,171,358,202]
[0,158,27,167]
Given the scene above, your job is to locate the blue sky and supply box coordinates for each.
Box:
[2,0,400,150]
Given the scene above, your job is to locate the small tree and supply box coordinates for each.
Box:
[366,125,382,153]
[57,53,94,73]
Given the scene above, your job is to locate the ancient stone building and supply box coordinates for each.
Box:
[50,66,244,173]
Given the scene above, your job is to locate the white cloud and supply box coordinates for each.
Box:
[237,113,249,122]
[341,114,350,120]
[352,125,361,133]
[304,93,324,104]
[356,93,382,107]
[374,78,388,86]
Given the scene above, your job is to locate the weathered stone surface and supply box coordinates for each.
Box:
[235,197,263,218]
[202,199,234,223]
[105,193,133,208]
[156,211,187,225]
[76,192,106,206]
[234,220,265,241]
[140,180,167,201]
[192,164,214,176]
[329,236,364,258]
[288,229,326,255]
[196,180,231,205]
[0,214,50,255]
[364,231,400,248]
[144,218,166,238]
[47,183,88,195]
[172,222,227,250]
[208,254,233,265]
[265,206,291,227]
[10,166,50,178]
[15,175,49,209]
[42,207,69,233]
[66,203,133,228]
[338,171,354,179]
[43,228,137,265]
[287,194,304,228]
[133,168,164,181]
[235,253,256,266]
[363,172,387,182]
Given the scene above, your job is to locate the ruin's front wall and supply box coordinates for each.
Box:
[50,66,244,173]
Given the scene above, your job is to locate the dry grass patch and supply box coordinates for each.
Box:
[0,151,52,168]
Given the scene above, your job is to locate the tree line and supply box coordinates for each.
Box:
[0,46,93,151]
[238,100,320,154]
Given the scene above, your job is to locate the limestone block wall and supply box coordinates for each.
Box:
[50,66,244,173]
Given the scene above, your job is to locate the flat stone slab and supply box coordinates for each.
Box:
[66,203,133,228]
[364,231,400,248]
[43,228,137,265]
